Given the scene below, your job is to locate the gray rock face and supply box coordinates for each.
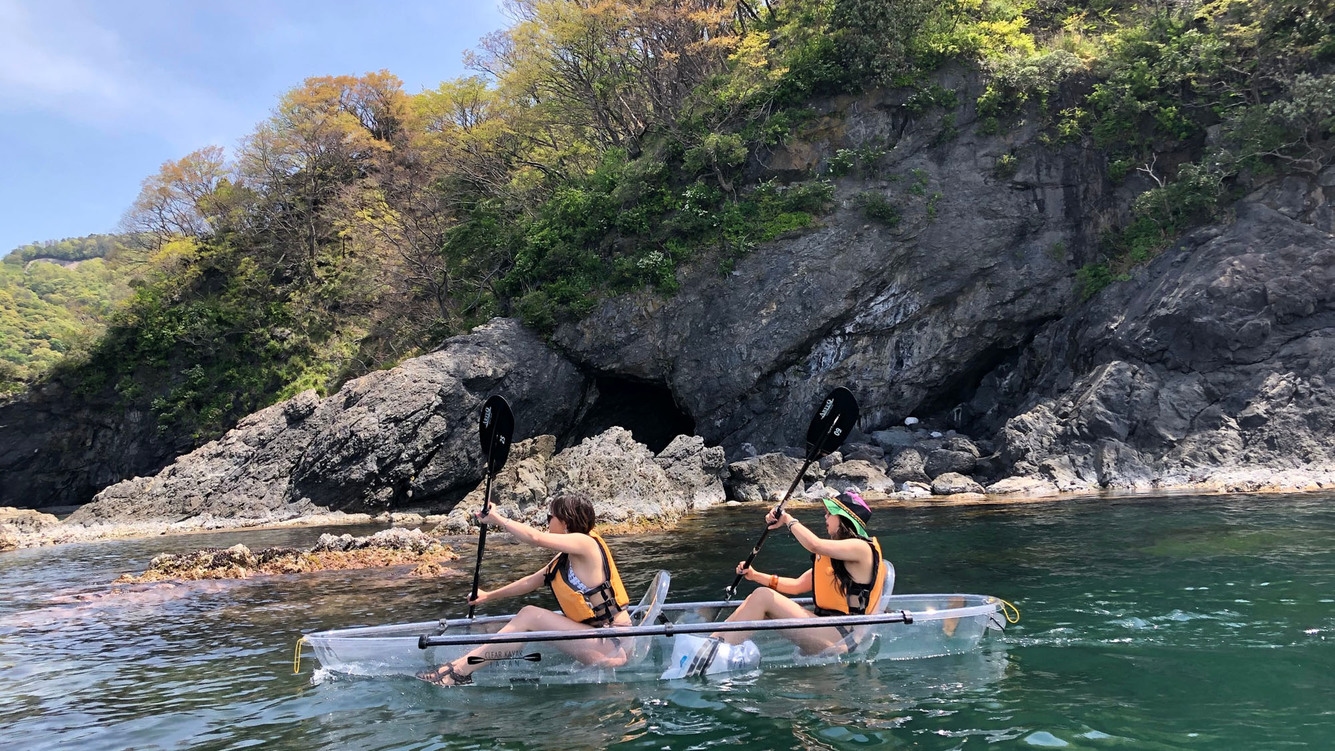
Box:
[931,472,985,495]
[434,428,728,533]
[887,448,930,485]
[999,198,1335,488]
[725,451,819,502]
[69,319,588,524]
[823,459,896,495]
[0,383,185,510]
[554,76,1098,455]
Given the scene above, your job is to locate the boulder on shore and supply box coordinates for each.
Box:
[67,318,587,526]
[931,472,985,495]
[725,451,821,502]
[434,427,728,534]
[822,460,896,495]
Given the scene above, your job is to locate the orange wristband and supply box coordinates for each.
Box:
[769,574,779,589]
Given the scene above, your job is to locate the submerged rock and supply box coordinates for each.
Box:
[114,528,458,583]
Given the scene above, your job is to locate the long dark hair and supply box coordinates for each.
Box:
[829,516,862,594]
[831,518,859,541]
[548,492,596,534]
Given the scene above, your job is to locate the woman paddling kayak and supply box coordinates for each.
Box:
[417,491,632,686]
[715,490,885,655]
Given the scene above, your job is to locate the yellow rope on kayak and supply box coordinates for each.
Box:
[293,636,305,674]
[994,598,1021,624]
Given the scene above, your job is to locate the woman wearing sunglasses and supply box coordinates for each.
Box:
[418,491,632,686]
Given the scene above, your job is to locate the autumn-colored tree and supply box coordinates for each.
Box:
[473,1,744,167]
[239,72,410,268]
[122,145,232,249]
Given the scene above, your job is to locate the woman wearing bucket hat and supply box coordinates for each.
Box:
[708,488,886,655]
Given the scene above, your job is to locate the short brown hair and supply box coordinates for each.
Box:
[549,492,596,534]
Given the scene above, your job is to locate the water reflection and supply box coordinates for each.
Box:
[1,491,1333,749]
[289,646,1010,750]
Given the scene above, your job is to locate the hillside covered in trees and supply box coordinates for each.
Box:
[0,235,143,394]
[10,0,1335,449]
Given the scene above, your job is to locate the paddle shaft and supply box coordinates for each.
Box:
[466,436,499,620]
[419,609,914,649]
[723,415,842,601]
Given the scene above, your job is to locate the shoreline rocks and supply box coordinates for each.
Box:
[432,427,728,534]
[63,318,588,525]
[113,528,459,584]
[5,465,1333,552]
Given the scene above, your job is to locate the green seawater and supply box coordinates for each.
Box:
[1,491,1332,749]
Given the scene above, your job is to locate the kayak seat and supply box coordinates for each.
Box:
[621,569,671,665]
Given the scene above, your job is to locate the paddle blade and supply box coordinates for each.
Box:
[479,395,515,475]
[804,387,859,457]
[466,652,542,665]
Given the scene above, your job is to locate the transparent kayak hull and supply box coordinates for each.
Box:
[302,575,1005,687]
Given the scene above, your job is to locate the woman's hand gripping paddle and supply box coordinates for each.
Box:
[467,395,515,619]
[723,387,859,603]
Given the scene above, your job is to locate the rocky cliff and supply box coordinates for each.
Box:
[552,82,1335,492]
[68,319,588,523]
[5,76,1335,516]
[554,74,1105,453]
[997,188,1335,491]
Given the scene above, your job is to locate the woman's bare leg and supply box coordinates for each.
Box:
[421,606,623,685]
[712,588,842,653]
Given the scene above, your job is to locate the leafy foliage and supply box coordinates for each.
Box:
[0,236,143,393]
[16,0,1335,443]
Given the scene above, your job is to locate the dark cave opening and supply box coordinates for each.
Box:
[914,342,1032,438]
[569,376,696,454]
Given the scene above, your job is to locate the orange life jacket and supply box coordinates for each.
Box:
[812,536,884,616]
[543,530,630,626]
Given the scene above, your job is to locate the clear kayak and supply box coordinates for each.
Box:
[300,569,1009,686]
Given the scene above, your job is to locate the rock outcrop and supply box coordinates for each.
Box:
[68,319,588,524]
[554,72,1100,454]
[434,427,728,533]
[7,73,1335,518]
[114,528,458,583]
[0,508,60,551]
[997,193,1335,491]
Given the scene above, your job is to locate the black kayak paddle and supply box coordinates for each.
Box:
[467,395,515,619]
[723,386,860,602]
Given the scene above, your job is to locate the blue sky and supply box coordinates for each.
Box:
[0,0,506,253]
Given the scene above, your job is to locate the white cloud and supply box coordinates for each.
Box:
[0,0,246,150]
[0,1,129,107]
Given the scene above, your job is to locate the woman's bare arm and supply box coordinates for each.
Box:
[736,565,814,596]
[483,512,599,557]
[469,568,548,605]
